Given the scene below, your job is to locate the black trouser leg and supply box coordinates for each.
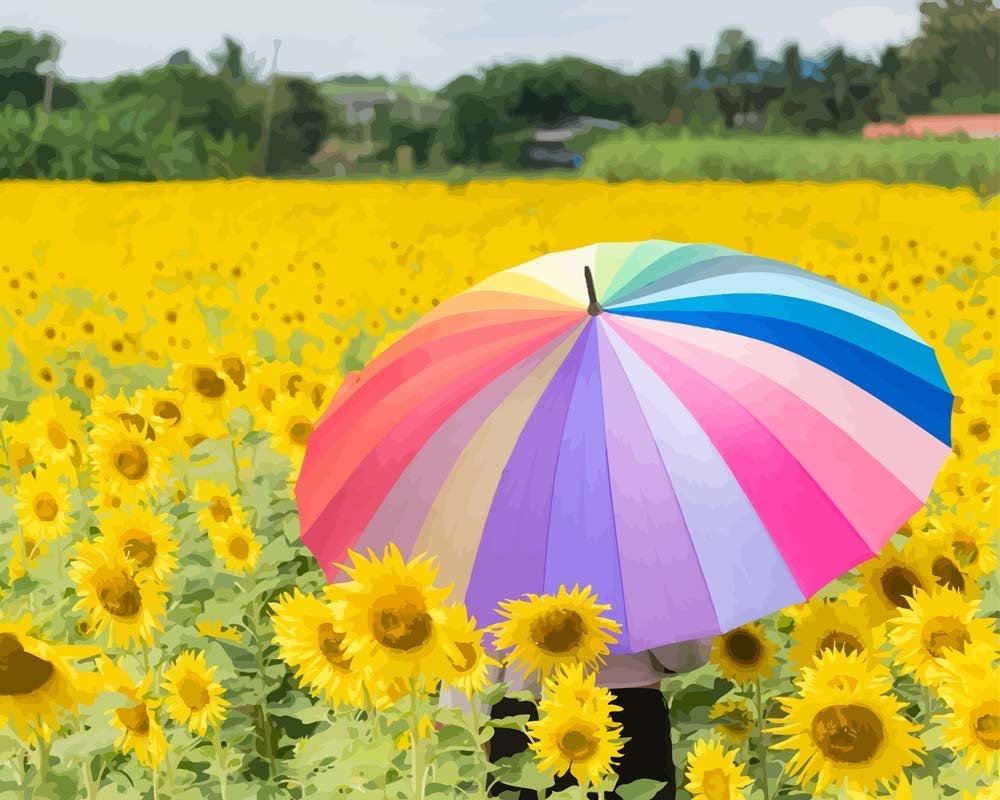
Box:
[607,687,676,800]
[487,689,675,800]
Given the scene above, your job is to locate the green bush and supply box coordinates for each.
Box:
[581,129,1000,194]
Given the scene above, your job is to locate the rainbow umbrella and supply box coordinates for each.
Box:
[295,241,952,653]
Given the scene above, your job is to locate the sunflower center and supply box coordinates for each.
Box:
[97,569,144,618]
[369,592,433,652]
[116,702,151,735]
[702,768,732,800]
[880,565,924,608]
[922,615,970,657]
[530,609,586,655]
[83,375,95,390]
[974,709,1000,750]
[153,400,182,427]
[316,623,352,671]
[952,539,979,568]
[558,726,599,762]
[178,675,209,710]
[288,418,313,445]
[209,496,232,523]
[193,367,226,399]
[447,641,479,674]
[812,705,884,764]
[817,631,864,657]
[260,387,276,412]
[725,631,762,666]
[47,421,69,450]
[32,492,59,522]
[228,536,251,560]
[0,633,55,695]
[931,556,966,594]
[220,357,247,390]
[122,530,157,569]
[112,442,149,481]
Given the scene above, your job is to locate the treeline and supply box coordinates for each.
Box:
[0,0,996,180]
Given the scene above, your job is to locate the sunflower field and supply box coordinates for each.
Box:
[0,178,996,800]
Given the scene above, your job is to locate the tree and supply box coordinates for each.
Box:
[211,36,250,88]
[895,0,999,112]
[265,78,333,173]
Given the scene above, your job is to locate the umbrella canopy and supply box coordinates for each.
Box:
[295,241,953,653]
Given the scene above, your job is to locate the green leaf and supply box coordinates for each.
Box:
[489,749,554,791]
[616,778,669,800]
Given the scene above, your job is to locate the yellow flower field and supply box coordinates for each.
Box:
[0,179,996,800]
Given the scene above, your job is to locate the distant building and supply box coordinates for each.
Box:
[862,114,1000,140]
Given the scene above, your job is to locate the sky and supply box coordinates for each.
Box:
[6,1,923,87]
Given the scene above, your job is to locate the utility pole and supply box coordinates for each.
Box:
[259,38,282,175]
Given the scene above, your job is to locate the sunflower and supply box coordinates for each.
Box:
[528,665,623,788]
[492,585,621,680]
[14,468,74,542]
[72,359,105,398]
[192,480,245,532]
[0,615,99,740]
[684,738,754,800]
[438,605,499,699]
[788,600,880,669]
[195,620,243,644]
[136,388,221,452]
[69,540,167,648]
[161,650,228,736]
[907,532,981,602]
[327,544,456,685]
[0,420,34,474]
[269,589,362,708]
[263,390,319,467]
[948,525,998,579]
[99,657,166,769]
[887,588,999,686]
[96,506,178,580]
[89,416,168,504]
[22,394,84,467]
[169,359,234,419]
[207,517,261,574]
[857,545,934,625]
[847,774,913,800]
[542,662,618,719]
[929,642,1000,706]
[710,623,779,685]
[769,650,923,794]
[938,669,1000,775]
[8,532,47,582]
[709,698,755,745]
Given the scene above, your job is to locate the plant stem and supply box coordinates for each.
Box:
[248,593,278,780]
[81,760,97,800]
[213,729,229,800]
[409,680,425,800]
[470,697,487,798]
[152,766,160,800]
[755,676,771,800]
[921,684,938,787]
[35,736,49,787]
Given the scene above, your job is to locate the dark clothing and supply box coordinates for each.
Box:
[488,688,676,800]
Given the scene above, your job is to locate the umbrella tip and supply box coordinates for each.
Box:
[584,265,602,316]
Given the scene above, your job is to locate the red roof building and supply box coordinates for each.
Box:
[863,114,1000,139]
